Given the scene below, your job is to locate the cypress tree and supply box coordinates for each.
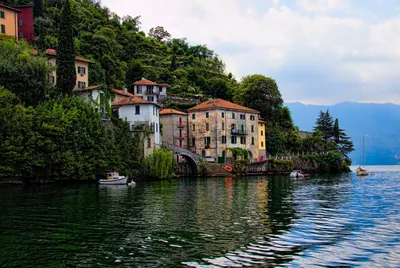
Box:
[333,118,340,143]
[56,0,76,95]
[33,0,43,18]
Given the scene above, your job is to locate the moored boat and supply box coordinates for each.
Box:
[356,166,369,176]
[290,170,309,178]
[99,172,128,185]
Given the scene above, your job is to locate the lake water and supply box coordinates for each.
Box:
[1,167,400,267]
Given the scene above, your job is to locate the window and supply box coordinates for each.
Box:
[135,105,140,114]
[137,86,142,94]
[192,137,196,146]
[231,136,237,144]
[251,137,255,145]
[240,114,245,120]
[147,138,151,148]
[240,137,246,144]
[232,113,235,119]
[261,130,263,136]
[153,107,155,115]
[0,11,4,19]
[204,137,211,147]
[77,66,86,75]
[206,112,209,118]
[222,136,226,144]
[18,31,23,38]
[18,19,23,26]
[222,112,225,118]
[1,24,5,34]
[147,96,154,102]
[222,122,225,130]
[251,125,254,132]
[192,114,195,119]
[192,124,195,131]
[156,123,158,133]
[206,123,209,131]
[261,141,264,147]
[77,81,86,89]
[49,75,55,84]
[250,115,255,121]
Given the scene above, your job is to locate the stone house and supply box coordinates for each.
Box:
[187,98,261,163]
[112,89,161,158]
[258,119,267,161]
[46,48,92,90]
[160,108,188,149]
[132,78,167,104]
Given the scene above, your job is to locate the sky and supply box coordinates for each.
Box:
[101,0,400,105]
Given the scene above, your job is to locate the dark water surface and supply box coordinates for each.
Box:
[1,169,400,267]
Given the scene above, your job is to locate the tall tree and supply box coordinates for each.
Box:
[33,0,43,18]
[314,109,334,140]
[56,0,76,95]
[332,118,354,158]
[234,75,283,125]
[148,26,171,42]
[333,118,340,143]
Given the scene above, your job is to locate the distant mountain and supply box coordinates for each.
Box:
[285,102,400,165]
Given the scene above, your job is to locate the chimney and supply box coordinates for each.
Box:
[129,97,133,102]
[123,87,127,94]
[142,77,145,80]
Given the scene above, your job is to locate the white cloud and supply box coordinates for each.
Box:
[101,0,400,104]
[296,0,347,12]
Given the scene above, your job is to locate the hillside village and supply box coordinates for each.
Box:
[0,0,355,181]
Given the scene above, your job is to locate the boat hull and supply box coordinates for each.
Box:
[356,170,369,176]
[99,177,128,185]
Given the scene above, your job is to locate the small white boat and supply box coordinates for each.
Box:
[356,166,369,176]
[290,170,309,178]
[99,172,128,185]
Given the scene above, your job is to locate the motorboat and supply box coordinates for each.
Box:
[99,172,128,185]
[356,166,369,176]
[290,170,309,178]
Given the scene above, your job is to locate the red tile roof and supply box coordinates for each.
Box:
[0,3,21,12]
[112,89,135,98]
[160,108,187,116]
[133,78,169,87]
[45,49,92,63]
[259,119,266,124]
[188,99,259,114]
[133,78,158,86]
[112,89,157,108]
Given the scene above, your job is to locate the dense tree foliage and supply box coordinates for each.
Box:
[56,0,76,95]
[234,75,283,125]
[0,87,142,181]
[0,39,54,106]
[6,0,236,96]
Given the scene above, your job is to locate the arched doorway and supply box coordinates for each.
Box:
[201,150,206,158]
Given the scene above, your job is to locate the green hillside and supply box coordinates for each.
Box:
[5,0,237,100]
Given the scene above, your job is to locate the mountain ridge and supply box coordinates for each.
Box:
[285,101,400,165]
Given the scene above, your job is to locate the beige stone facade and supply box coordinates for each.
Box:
[46,49,91,90]
[0,4,19,40]
[258,120,267,161]
[160,109,188,149]
[188,99,261,163]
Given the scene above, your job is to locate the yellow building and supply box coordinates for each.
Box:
[258,119,267,161]
[0,3,19,40]
[46,49,92,89]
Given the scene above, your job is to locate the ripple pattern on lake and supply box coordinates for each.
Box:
[0,171,400,267]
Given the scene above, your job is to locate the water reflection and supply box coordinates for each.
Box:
[0,172,400,267]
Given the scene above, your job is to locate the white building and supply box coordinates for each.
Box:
[73,85,108,118]
[132,78,168,104]
[112,89,161,157]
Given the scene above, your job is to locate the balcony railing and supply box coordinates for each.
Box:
[145,90,160,95]
[177,122,186,128]
[231,129,247,135]
[175,133,187,140]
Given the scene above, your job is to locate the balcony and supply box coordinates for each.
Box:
[145,90,160,95]
[231,129,247,135]
[205,144,210,149]
[175,133,187,140]
[177,121,186,128]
